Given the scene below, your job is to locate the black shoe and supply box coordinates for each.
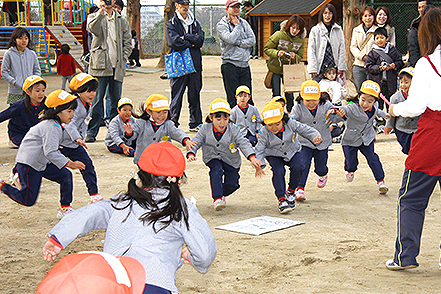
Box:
[160,72,168,80]
[85,135,96,143]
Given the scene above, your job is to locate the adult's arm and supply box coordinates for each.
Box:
[121,18,132,61]
[407,27,420,67]
[87,12,104,36]
[185,21,205,49]
[336,28,348,70]
[350,27,364,61]
[166,18,192,51]
[307,26,319,73]
[263,31,280,59]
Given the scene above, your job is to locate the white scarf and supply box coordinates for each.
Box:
[176,10,194,34]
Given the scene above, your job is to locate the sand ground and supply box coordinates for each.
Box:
[0,57,440,294]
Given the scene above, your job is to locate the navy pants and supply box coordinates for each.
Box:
[142,284,171,294]
[266,153,303,199]
[170,71,203,129]
[245,132,257,147]
[107,144,135,157]
[221,63,253,108]
[206,159,240,200]
[393,169,441,267]
[395,130,414,155]
[342,142,385,182]
[60,146,98,196]
[298,146,328,189]
[1,162,73,206]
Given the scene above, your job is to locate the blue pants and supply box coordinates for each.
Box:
[271,72,294,112]
[206,159,240,200]
[87,71,123,138]
[245,132,257,147]
[9,131,25,146]
[298,146,328,189]
[107,144,135,157]
[266,153,303,199]
[342,142,385,182]
[352,65,367,91]
[142,283,171,294]
[330,125,343,138]
[60,146,98,195]
[1,162,73,206]
[221,63,253,108]
[393,169,441,267]
[395,130,414,155]
[170,71,203,128]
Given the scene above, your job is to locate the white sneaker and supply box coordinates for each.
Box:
[346,172,354,182]
[9,171,21,190]
[57,206,74,219]
[378,181,389,195]
[213,197,226,211]
[88,194,104,204]
[385,259,417,270]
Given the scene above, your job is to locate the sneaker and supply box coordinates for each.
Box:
[278,199,293,214]
[377,125,385,133]
[213,197,226,211]
[317,175,328,188]
[295,189,306,201]
[159,72,168,80]
[328,145,334,151]
[85,135,96,143]
[9,171,22,190]
[332,135,342,143]
[285,192,296,209]
[88,194,104,204]
[57,206,75,219]
[189,124,202,132]
[385,259,418,271]
[378,181,389,195]
[346,172,354,182]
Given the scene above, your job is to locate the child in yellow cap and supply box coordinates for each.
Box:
[127,94,195,165]
[255,101,322,213]
[333,80,391,194]
[187,98,262,211]
[0,90,86,219]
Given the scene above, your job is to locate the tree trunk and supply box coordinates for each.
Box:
[126,0,143,58]
[157,0,175,68]
[343,0,365,80]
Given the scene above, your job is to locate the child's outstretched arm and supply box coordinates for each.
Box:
[43,239,62,261]
[67,160,86,170]
[184,138,197,150]
[255,166,265,177]
[248,155,261,168]
[187,153,197,162]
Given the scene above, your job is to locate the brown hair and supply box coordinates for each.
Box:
[359,6,375,25]
[284,15,306,36]
[318,3,337,26]
[418,6,441,56]
[375,6,392,26]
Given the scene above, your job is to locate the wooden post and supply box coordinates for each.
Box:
[157,0,175,69]
[342,0,365,80]
[126,0,143,58]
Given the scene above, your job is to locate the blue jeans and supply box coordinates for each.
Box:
[271,73,294,112]
[352,65,367,92]
[87,72,122,138]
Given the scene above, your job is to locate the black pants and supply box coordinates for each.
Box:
[221,63,253,108]
[128,48,141,67]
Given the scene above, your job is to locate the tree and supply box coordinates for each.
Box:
[157,0,176,68]
[126,0,143,58]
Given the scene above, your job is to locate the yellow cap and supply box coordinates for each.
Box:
[145,94,170,111]
[360,80,381,98]
[69,73,97,90]
[209,98,230,114]
[399,67,414,77]
[45,90,77,108]
[271,96,287,104]
[22,75,46,92]
[262,101,284,124]
[118,97,133,108]
[235,85,250,96]
[300,80,320,100]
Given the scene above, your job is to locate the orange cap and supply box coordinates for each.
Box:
[69,73,97,90]
[145,94,170,111]
[262,101,284,124]
[45,90,77,108]
[138,141,186,177]
[209,98,230,114]
[360,80,381,98]
[22,75,46,92]
[300,80,320,100]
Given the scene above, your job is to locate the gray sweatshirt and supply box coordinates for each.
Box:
[105,114,136,147]
[230,104,262,136]
[61,98,89,148]
[385,90,420,134]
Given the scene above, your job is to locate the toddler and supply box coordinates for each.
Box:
[57,44,76,90]
[318,66,347,106]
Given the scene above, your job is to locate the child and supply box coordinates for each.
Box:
[57,44,76,91]
[42,141,217,294]
[255,101,321,213]
[384,67,419,155]
[105,97,136,157]
[365,27,404,112]
[334,80,391,194]
[128,30,141,67]
[128,94,195,165]
[230,85,262,147]
[290,80,340,201]
[187,98,261,211]
[0,90,86,218]
[61,73,102,204]
[318,66,347,106]
[1,27,41,105]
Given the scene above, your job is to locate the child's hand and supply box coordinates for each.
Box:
[383,126,392,135]
[249,156,262,168]
[329,125,335,132]
[326,109,336,116]
[185,140,197,150]
[336,108,346,118]
[123,123,133,135]
[255,166,265,178]
[43,240,62,261]
[313,136,322,144]
[187,154,196,162]
[121,144,131,156]
[68,160,86,170]
[181,247,191,264]
[384,113,391,120]
[76,138,87,149]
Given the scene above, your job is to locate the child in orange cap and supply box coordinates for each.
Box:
[187,98,262,211]
[42,141,217,294]
[255,101,322,213]
[0,90,86,218]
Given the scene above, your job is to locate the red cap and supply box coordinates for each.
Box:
[37,251,146,294]
[225,0,241,8]
[138,141,186,177]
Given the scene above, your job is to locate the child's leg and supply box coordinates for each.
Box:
[61,76,68,91]
[221,161,240,196]
[395,130,413,155]
[107,144,125,154]
[1,163,42,206]
[359,142,385,182]
[245,132,257,147]
[297,146,313,190]
[265,156,287,199]
[342,145,359,173]
[312,148,329,177]
[42,163,73,206]
[286,152,304,191]
[206,159,224,200]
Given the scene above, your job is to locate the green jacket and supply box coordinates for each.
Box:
[264,29,304,75]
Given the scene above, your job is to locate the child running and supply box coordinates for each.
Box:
[333,80,391,194]
[255,101,321,213]
[384,67,419,155]
[42,141,217,294]
[230,85,262,147]
[128,94,195,165]
[0,90,86,218]
[1,27,41,105]
[187,98,261,211]
[60,73,102,204]
[105,97,136,157]
[290,80,340,201]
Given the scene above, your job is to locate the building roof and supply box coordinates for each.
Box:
[248,0,331,16]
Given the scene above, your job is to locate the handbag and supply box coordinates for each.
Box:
[264,70,273,89]
[165,48,196,79]
[283,56,307,93]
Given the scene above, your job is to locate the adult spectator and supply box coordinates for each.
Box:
[81,5,99,73]
[166,0,204,132]
[375,6,395,47]
[85,0,131,143]
[307,3,347,82]
[407,0,433,67]
[386,7,441,271]
[350,6,377,91]
[217,0,255,108]
[114,0,123,13]
[243,1,258,59]
[264,15,306,112]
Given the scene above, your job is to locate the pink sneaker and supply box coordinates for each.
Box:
[213,197,226,211]
[295,189,306,201]
[88,194,104,204]
[346,172,354,182]
[317,175,328,188]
